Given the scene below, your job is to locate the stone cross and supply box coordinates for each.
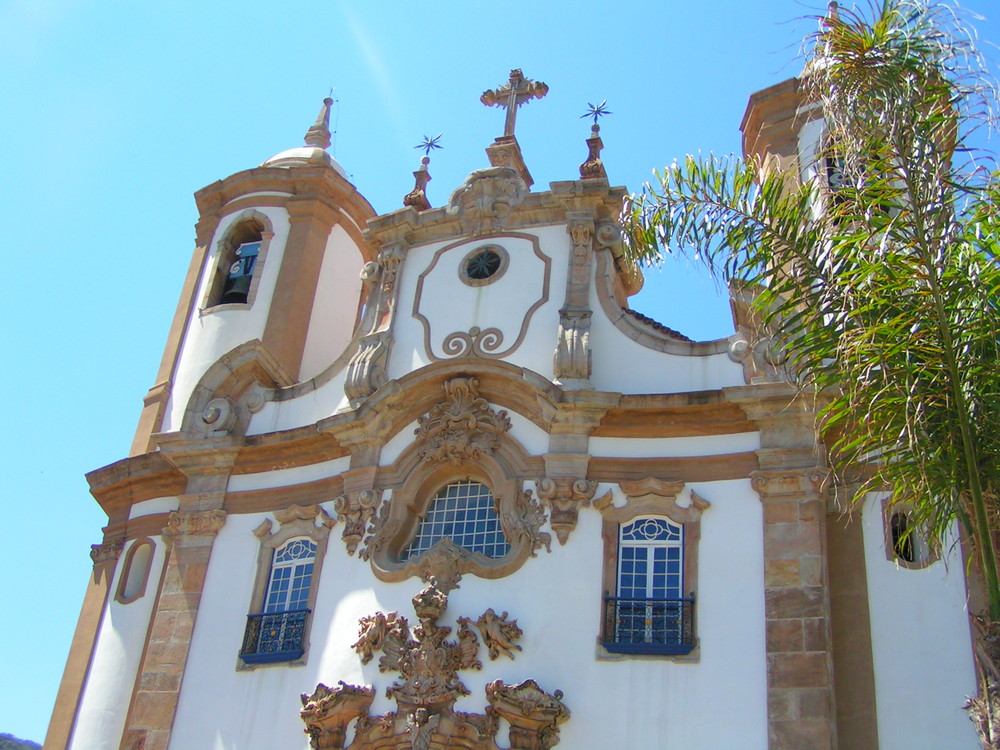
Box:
[480,69,549,138]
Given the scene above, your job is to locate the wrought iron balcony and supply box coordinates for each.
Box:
[602,596,695,655]
[240,609,310,664]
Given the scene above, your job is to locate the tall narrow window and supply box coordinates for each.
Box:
[402,480,509,561]
[241,537,316,663]
[604,516,694,655]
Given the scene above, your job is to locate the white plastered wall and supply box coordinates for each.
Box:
[69,537,167,750]
[298,223,366,382]
[862,495,979,749]
[587,270,745,395]
[164,205,291,433]
[387,227,570,384]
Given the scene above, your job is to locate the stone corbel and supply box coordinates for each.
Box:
[161,509,227,547]
[345,244,406,407]
[750,467,830,503]
[333,489,382,556]
[90,536,125,566]
[535,477,598,545]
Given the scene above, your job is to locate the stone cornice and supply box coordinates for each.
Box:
[86,452,187,519]
[193,166,376,251]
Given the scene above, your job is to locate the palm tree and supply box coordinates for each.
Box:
[626,1,1000,743]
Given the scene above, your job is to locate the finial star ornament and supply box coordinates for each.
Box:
[581,100,611,125]
[415,134,443,157]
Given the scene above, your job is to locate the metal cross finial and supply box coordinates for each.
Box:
[480,69,549,138]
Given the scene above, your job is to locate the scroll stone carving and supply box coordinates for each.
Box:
[333,489,382,556]
[346,246,404,406]
[303,581,568,749]
[415,377,512,465]
[535,478,598,545]
[448,166,527,235]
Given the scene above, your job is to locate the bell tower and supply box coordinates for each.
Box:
[130,99,377,456]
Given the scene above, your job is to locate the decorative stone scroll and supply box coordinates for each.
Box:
[535,477,598,545]
[345,246,405,406]
[161,509,227,547]
[300,582,569,750]
[414,377,512,465]
[333,489,382,556]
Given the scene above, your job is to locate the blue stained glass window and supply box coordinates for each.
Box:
[402,480,509,560]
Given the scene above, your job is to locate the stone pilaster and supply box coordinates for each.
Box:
[752,467,836,750]
[119,441,235,750]
[120,509,226,750]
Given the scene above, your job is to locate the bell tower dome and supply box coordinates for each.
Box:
[130,98,377,455]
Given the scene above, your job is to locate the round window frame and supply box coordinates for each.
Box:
[459,244,509,287]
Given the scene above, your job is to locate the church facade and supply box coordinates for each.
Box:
[47,71,979,750]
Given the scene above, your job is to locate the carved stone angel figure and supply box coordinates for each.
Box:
[465,609,523,661]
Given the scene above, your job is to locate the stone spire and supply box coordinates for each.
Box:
[403,156,432,211]
[304,97,334,149]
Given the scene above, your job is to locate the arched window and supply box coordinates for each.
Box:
[115,538,155,604]
[884,503,936,569]
[263,538,317,613]
[241,506,332,667]
[205,213,270,309]
[402,480,509,560]
[598,481,708,658]
[606,517,692,654]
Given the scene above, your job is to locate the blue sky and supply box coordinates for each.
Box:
[1,0,996,743]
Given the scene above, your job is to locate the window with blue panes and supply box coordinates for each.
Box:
[402,480,509,560]
[264,538,316,613]
[608,516,692,653]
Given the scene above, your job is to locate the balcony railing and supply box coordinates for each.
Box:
[602,596,695,655]
[240,609,310,664]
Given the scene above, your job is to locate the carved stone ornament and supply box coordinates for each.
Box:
[403,156,432,212]
[161,509,227,547]
[579,123,607,180]
[447,166,527,235]
[301,582,568,750]
[333,489,382,556]
[414,377,512,465]
[442,326,505,358]
[535,477,598,545]
[552,309,592,383]
[360,488,551,592]
[346,246,404,406]
[750,468,830,503]
[459,609,523,660]
[195,396,237,437]
[90,537,125,566]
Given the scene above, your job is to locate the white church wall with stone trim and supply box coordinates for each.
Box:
[861,495,979,750]
[298,223,367,382]
[68,538,167,750]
